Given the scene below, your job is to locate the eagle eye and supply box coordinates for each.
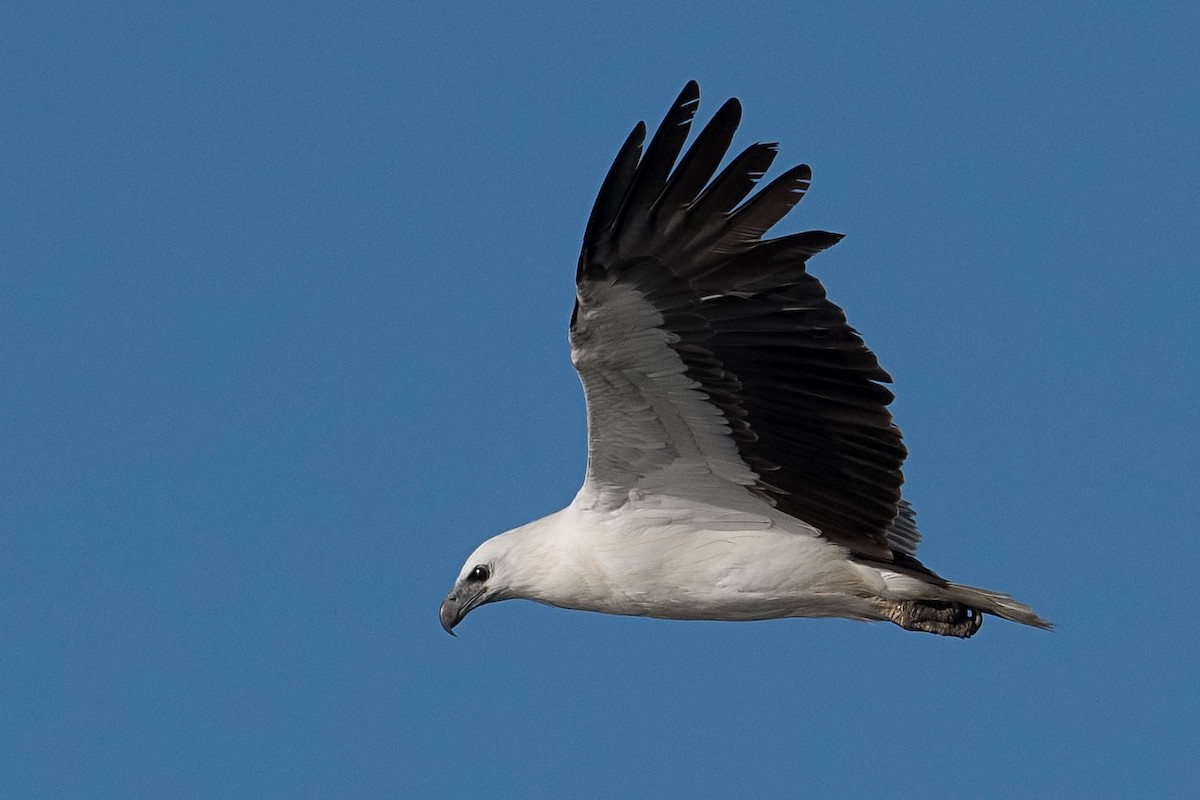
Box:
[467,565,490,583]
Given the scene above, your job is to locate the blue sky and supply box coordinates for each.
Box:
[3,2,1197,796]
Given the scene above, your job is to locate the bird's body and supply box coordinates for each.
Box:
[474,501,883,623]
[440,83,1048,638]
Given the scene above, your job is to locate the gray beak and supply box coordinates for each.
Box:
[439,585,486,635]
[439,592,462,635]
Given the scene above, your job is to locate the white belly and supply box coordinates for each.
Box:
[538,503,886,622]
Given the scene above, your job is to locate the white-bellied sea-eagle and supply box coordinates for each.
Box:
[440,83,1049,638]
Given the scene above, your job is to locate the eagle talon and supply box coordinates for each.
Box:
[883,601,984,638]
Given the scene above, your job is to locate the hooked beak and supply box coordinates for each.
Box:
[439,585,486,635]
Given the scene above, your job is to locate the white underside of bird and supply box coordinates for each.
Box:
[484,499,904,623]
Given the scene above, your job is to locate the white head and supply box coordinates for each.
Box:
[440,510,581,633]
[438,535,514,634]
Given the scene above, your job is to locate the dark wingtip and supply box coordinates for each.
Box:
[710,96,743,134]
[578,119,648,271]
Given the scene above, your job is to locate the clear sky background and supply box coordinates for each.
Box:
[3,2,1197,797]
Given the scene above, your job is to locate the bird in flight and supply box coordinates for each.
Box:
[440,82,1048,638]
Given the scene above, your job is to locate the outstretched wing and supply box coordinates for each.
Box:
[570,82,925,568]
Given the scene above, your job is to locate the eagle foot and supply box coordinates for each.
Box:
[884,600,984,638]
